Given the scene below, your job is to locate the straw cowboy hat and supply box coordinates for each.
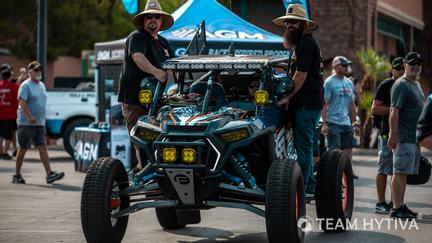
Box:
[133,0,174,31]
[273,4,319,31]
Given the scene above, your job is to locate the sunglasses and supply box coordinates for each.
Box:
[145,14,161,20]
[284,19,300,27]
[393,66,404,71]
[407,60,422,67]
[340,64,349,68]
[248,83,259,89]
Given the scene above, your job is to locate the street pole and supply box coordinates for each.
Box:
[37,0,47,82]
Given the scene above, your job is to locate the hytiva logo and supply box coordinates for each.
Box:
[75,141,98,162]
[298,215,314,232]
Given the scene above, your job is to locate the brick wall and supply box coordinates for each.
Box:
[310,0,378,77]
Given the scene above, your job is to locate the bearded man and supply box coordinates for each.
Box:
[273,4,324,198]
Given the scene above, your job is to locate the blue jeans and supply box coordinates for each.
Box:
[293,109,321,193]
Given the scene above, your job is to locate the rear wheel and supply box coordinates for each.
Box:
[155,208,201,229]
[266,159,306,243]
[81,157,130,243]
[315,150,354,232]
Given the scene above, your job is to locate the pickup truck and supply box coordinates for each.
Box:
[45,77,96,157]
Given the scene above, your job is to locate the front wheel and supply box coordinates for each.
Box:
[81,157,130,243]
[315,150,354,232]
[266,159,306,243]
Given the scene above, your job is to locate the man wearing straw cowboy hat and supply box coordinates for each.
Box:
[273,4,323,198]
[118,0,174,171]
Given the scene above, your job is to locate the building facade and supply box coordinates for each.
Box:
[231,0,428,90]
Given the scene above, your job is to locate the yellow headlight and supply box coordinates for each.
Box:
[182,148,197,164]
[163,148,177,163]
[137,128,159,142]
[220,129,249,143]
[255,90,269,105]
[139,90,153,104]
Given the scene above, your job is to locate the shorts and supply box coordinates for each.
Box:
[377,135,393,175]
[121,103,148,132]
[326,122,354,150]
[17,126,46,149]
[0,119,17,140]
[393,143,420,175]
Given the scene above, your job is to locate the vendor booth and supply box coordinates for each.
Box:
[74,0,286,172]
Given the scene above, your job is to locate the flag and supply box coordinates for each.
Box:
[122,0,138,14]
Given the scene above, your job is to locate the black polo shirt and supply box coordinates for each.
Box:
[118,29,173,105]
[374,78,395,136]
[290,33,324,110]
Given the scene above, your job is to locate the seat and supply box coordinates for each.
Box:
[189,81,226,111]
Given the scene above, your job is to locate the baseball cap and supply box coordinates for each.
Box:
[332,56,352,67]
[28,61,42,71]
[0,63,12,75]
[404,52,423,64]
[391,57,404,69]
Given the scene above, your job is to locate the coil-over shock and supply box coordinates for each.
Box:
[229,152,257,189]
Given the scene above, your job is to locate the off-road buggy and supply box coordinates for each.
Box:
[80,52,354,242]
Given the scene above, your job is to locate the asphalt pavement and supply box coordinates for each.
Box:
[0,145,431,243]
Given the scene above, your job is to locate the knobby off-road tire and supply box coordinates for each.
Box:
[266,159,306,243]
[316,150,354,232]
[81,157,130,243]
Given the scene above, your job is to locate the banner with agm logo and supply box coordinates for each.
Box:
[73,127,110,172]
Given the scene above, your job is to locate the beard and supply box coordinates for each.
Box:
[283,25,304,48]
[145,21,159,32]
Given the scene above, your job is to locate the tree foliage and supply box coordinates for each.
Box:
[355,49,391,83]
[0,0,182,60]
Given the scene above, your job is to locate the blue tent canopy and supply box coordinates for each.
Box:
[95,0,287,64]
[161,0,283,43]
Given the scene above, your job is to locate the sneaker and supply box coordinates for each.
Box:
[12,174,26,184]
[375,201,392,214]
[402,204,418,217]
[353,173,359,179]
[389,206,416,219]
[0,153,12,160]
[12,150,17,157]
[46,171,65,184]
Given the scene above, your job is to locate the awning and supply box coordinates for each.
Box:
[95,0,287,64]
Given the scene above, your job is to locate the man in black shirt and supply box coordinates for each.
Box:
[273,4,323,197]
[371,57,405,214]
[118,0,174,170]
[418,94,432,149]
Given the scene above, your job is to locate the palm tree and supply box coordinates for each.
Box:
[355,49,391,148]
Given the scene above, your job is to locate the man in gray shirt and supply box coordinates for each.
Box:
[388,52,425,219]
[13,61,64,184]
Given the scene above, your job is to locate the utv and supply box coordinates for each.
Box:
[81,55,354,243]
